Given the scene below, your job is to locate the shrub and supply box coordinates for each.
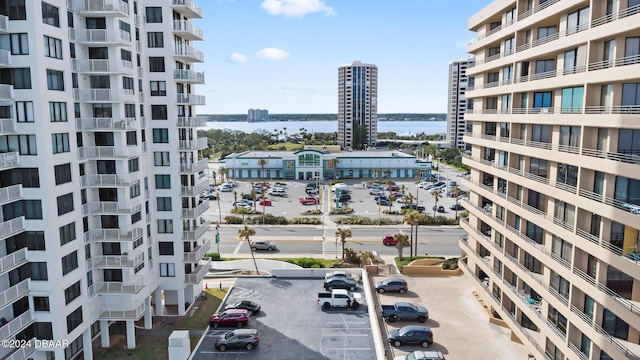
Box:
[290,217,321,225]
[301,209,322,215]
[418,215,458,225]
[250,214,288,225]
[204,252,221,261]
[343,248,358,264]
[230,208,260,215]
[382,209,399,215]
[292,257,324,268]
[335,217,402,225]
[442,257,459,270]
[330,206,354,215]
[224,215,243,224]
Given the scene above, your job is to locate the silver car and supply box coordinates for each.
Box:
[250,240,277,251]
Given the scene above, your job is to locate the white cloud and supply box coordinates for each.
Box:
[260,0,335,17]
[229,52,248,63]
[256,48,290,61]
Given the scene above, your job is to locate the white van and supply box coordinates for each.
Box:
[331,183,347,192]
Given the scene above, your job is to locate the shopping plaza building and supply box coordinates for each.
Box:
[0,1,210,359]
[461,1,640,360]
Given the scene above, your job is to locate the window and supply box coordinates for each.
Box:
[149,57,165,72]
[151,105,168,119]
[567,7,589,35]
[146,7,162,23]
[529,157,548,178]
[624,37,640,66]
[49,102,67,122]
[132,211,141,224]
[121,49,132,62]
[64,281,81,305]
[550,271,569,299]
[559,126,581,151]
[154,152,170,166]
[66,306,83,334]
[547,305,568,335]
[2,200,43,220]
[535,59,555,74]
[31,262,48,280]
[86,17,106,29]
[160,263,175,277]
[537,25,557,40]
[533,91,552,109]
[147,32,164,47]
[150,81,166,96]
[621,83,640,112]
[33,297,50,312]
[59,222,76,246]
[6,33,28,55]
[124,103,135,118]
[92,104,112,118]
[614,176,640,206]
[561,87,584,113]
[128,158,139,172]
[64,335,83,360]
[88,47,108,59]
[130,182,140,198]
[159,242,174,255]
[546,338,565,360]
[155,175,171,189]
[46,69,64,91]
[618,129,640,155]
[157,197,172,211]
[153,129,169,143]
[126,131,137,145]
[52,133,70,154]
[602,308,629,340]
[15,101,34,122]
[62,251,78,275]
[44,35,62,59]
[42,2,60,27]
[557,163,578,187]
[564,49,578,74]
[158,219,173,233]
[57,193,74,216]
[606,266,633,298]
[6,0,26,20]
[123,77,134,91]
[119,20,130,34]
[54,163,71,185]
[90,76,110,89]
[3,68,31,89]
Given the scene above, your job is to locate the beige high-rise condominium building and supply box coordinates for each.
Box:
[338,61,378,150]
[461,1,640,360]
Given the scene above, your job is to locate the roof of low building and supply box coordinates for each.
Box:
[224,150,415,159]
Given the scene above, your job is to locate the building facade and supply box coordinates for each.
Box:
[461,1,640,360]
[222,149,430,181]
[0,1,210,359]
[338,61,378,150]
[247,108,268,122]
[447,59,473,150]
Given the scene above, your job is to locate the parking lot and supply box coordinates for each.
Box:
[192,277,377,360]
[372,274,530,360]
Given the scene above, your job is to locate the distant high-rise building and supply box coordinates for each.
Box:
[447,59,473,150]
[247,109,269,122]
[338,61,378,150]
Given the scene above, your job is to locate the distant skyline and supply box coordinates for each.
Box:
[194,0,485,114]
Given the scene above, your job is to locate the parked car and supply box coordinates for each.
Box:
[324,277,358,291]
[209,309,250,328]
[225,300,261,315]
[450,203,464,210]
[324,271,355,281]
[267,187,286,196]
[394,350,445,360]
[374,195,388,201]
[299,196,318,205]
[317,289,362,310]
[375,278,409,294]
[207,193,218,200]
[377,198,390,206]
[432,205,445,213]
[386,185,400,191]
[388,325,434,348]
[334,193,351,202]
[428,186,445,193]
[449,181,457,187]
[215,328,259,351]
[250,240,277,251]
[401,204,425,212]
[219,185,232,192]
[390,191,404,198]
[382,234,397,246]
[233,201,253,209]
[370,188,385,195]
[418,182,431,189]
[258,199,272,206]
[306,188,319,195]
[380,302,428,323]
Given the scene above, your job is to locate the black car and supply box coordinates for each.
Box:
[450,203,465,210]
[324,277,358,291]
[215,329,260,351]
[335,193,351,202]
[401,204,425,212]
[225,300,261,315]
[432,205,445,213]
[388,325,433,348]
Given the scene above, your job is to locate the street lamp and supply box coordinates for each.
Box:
[215,224,220,254]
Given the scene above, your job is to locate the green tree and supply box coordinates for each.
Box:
[238,226,259,274]
[432,190,442,217]
[383,169,392,179]
[251,190,257,211]
[403,210,421,259]
[327,158,339,180]
[219,167,229,183]
[449,186,465,219]
[211,170,217,185]
[393,232,410,261]
[335,228,352,261]
[356,250,375,267]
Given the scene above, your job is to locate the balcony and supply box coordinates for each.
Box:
[171,0,203,19]
[0,14,8,33]
[174,69,205,84]
[3,338,37,360]
[0,217,24,241]
[180,159,208,173]
[93,275,145,294]
[68,28,131,45]
[0,49,10,67]
[592,3,640,27]
[97,302,145,320]
[0,84,13,102]
[73,88,135,103]
[76,117,137,131]
[0,279,29,310]
[0,118,15,134]
[585,105,640,115]
[80,174,138,188]
[173,44,204,62]
[180,178,209,196]
[0,248,29,275]
[581,147,640,166]
[71,59,134,74]
[178,137,208,151]
[89,253,144,268]
[77,145,139,159]
[0,152,19,171]
[182,220,209,241]
[84,227,143,243]
[182,200,209,219]
[172,20,203,41]
[0,185,21,206]
[176,93,206,105]
[0,311,33,342]
[185,258,212,284]
[184,238,212,262]
[82,199,142,216]
[67,0,130,16]
[177,116,208,127]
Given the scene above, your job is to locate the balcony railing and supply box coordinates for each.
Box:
[174,44,204,62]
[177,116,208,127]
[68,28,131,44]
[0,184,21,205]
[67,0,130,16]
[517,0,558,22]
[0,118,14,134]
[172,20,203,40]
[0,84,14,101]
[180,159,208,173]
[182,200,209,219]
[0,14,8,32]
[0,49,10,67]
[171,0,203,18]
[180,178,209,196]
[73,88,135,102]
[178,138,208,150]
[0,279,29,310]
[71,59,133,74]
[94,276,145,294]
[78,146,139,159]
[90,253,144,268]
[82,200,142,216]
[176,93,206,105]
[0,217,24,240]
[182,220,210,240]
[75,117,137,131]
[184,238,212,262]
[173,69,205,84]
[80,174,138,187]
[185,258,212,284]
[572,267,640,318]
[84,227,143,243]
[585,105,640,115]
[581,147,640,165]
[98,302,146,320]
[3,338,37,360]
[0,311,33,342]
[592,4,640,27]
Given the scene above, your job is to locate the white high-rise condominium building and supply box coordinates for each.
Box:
[338,61,378,150]
[0,1,210,358]
[447,59,473,150]
[461,1,640,360]
[247,108,268,122]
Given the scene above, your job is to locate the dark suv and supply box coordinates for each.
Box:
[401,204,425,212]
[388,325,433,348]
[215,329,259,351]
[375,278,408,294]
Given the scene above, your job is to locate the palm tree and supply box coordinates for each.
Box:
[449,186,464,219]
[388,194,396,214]
[239,192,246,222]
[238,226,259,274]
[326,158,339,179]
[371,169,378,182]
[356,250,375,267]
[233,190,238,205]
[378,168,384,182]
[216,191,222,224]
[219,167,228,183]
[335,228,352,260]
[251,190,257,211]
[383,169,392,179]
[432,190,442,217]
[403,210,421,259]
[257,158,267,182]
[393,232,410,261]
[211,170,217,186]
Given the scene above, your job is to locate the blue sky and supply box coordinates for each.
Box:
[194,0,485,114]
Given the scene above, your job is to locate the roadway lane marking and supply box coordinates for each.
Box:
[232,242,243,254]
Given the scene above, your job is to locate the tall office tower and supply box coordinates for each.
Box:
[247,108,268,122]
[461,1,640,360]
[338,61,378,150]
[447,59,473,150]
[0,1,209,358]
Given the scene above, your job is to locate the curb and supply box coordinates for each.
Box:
[188,284,236,360]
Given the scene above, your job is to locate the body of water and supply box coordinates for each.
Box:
[203,120,446,136]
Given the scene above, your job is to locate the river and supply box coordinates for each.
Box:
[203,120,446,137]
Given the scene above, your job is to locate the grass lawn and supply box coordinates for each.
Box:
[394,255,445,271]
[93,289,227,360]
[267,142,304,151]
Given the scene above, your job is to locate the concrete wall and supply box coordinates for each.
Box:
[270,268,363,278]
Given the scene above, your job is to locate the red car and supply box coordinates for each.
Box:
[382,234,397,246]
[299,196,318,205]
[258,199,272,206]
[209,309,250,328]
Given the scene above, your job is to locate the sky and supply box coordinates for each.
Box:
[194,0,487,114]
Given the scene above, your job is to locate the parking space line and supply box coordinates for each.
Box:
[323,347,372,350]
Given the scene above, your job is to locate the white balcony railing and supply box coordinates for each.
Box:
[178,138,208,150]
[173,69,205,84]
[0,14,8,32]
[68,0,130,16]
[80,174,138,187]
[98,302,146,320]
[82,200,142,216]
[78,146,139,159]
[184,238,212,262]
[177,93,206,105]
[75,117,136,131]
[0,152,18,170]
[0,118,15,133]
[91,253,144,268]
[0,184,21,205]
[0,311,33,342]
[3,338,37,360]
[0,84,14,101]
[171,0,203,18]
[173,44,204,62]
[185,258,212,284]
[180,159,208,173]
[0,279,29,310]
[84,227,143,243]
[182,220,210,240]
[94,276,145,294]
[71,59,133,74]
[69,28,131,44]
[172,20,203,40]
[182,200,209,219]
[0,217,25,242]
[0,49,10,67]
[181,179,209,197]
[177,116,208,127]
